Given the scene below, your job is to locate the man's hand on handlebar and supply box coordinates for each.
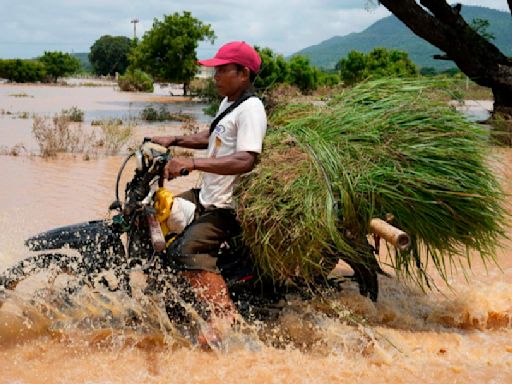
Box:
[151,136,176,148]
[163,157,194,180]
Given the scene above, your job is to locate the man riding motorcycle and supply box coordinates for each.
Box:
[151,41,267,346]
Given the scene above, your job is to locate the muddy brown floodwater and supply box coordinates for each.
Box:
[0,82,511,383]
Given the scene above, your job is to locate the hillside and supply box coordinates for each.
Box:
[293,6,512,70]
[72,52,92,72]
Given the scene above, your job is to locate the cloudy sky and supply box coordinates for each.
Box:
[0,0,509,59]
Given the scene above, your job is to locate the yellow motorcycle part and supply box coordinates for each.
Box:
[154,187,174,237]
[166,235,177,248]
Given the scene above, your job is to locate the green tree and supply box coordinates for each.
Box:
[0,59,46,82]
[336,48,417,85]
[441,67,461,77]
[254,47,289,91]
[336,50,367,85]
[129,11,215,95]
[420,66,438,76]
[316,69,340,87]
[118,69,154,92]
[89,35,133,76]
[287,55,318,92]
[39,51,80,82]
[366,48,418,76]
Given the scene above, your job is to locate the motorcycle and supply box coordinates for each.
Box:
[0,139,410,339]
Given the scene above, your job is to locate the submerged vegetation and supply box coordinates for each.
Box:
[0,143,26,156]
[61,106,84,122]
[31,110,134,158]
[96,118,135,155]
[32,113,97,157]
[140,105,193,122]
[117,69,154,92]
[236,78,507,287]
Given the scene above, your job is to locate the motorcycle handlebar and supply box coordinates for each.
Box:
[141,138,190,177]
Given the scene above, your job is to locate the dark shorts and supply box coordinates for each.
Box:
[166,189,241,273]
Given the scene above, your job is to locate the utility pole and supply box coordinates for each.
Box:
[131,18,139,40]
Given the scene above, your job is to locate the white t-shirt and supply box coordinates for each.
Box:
[199,96,267,209]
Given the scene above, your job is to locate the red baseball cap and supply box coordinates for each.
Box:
[198,41,261,73]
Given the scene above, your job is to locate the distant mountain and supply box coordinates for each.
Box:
[293,6,512,70]
[72,52,92,72]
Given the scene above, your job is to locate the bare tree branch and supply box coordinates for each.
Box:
[378,0,512,119]
[379,0,509,86]
[432,54,450,60]
[420,0,463,23]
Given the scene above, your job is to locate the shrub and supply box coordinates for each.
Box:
[317,70,340,87]
[287,55,318,93]
[189,77,221,116]
[336,48,418,85]
[0,59,46,83]
[91,118,122,126]
[9,93,32,98]
[0,143,27,156]
[17,112,31,119]
[118,69,154,92]
[202,102,220,117]
[96,119,134,155]
[32,113,95,157]
[140,105,193,122]
[61,106,84,122]
[489,113,512,146]
[190,77,221,101]
[140,106,159,121]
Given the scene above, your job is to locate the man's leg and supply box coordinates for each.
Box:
[184,269,237,347]
[166,207,241,343]
[181,269,239,324]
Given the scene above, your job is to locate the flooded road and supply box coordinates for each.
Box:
[0,82,511,383]
[0,80,208,151]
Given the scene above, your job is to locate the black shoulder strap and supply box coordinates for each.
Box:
[209,89,256,135]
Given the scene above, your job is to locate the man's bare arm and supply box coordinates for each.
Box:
[194,151,257,175]
[164,151,258,179]
[152,129,210,149]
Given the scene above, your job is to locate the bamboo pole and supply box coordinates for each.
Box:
[369,218,411,251]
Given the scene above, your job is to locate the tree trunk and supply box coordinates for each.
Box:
[378,0,512,144]
[493,86,512,115]
[491,85,512,145]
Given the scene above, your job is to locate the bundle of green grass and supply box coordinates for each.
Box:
[236,78,507,286]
